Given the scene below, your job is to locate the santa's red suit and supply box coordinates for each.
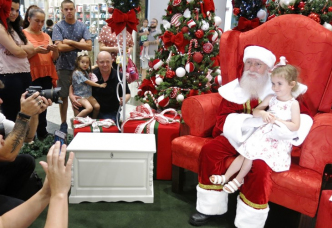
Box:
[196,78,312,227]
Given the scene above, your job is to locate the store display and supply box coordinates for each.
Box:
[76,3,108,33]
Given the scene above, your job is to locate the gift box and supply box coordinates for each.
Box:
[122,104,181,180]
[73,117,119,136]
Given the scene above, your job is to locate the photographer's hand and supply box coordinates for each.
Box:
[20,91,43,116]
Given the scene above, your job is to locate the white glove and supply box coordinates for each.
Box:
[241,117,265,132]
[271,120,298,141]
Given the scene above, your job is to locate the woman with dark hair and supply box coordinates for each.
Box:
[23,8,59,140]
[0,0,35,122]
[22,4,38,29]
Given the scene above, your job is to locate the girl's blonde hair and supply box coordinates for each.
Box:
[271,64,299,92]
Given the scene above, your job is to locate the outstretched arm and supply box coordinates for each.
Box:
[84,80,106,88]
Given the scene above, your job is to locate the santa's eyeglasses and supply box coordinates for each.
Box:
[244,60,263,69]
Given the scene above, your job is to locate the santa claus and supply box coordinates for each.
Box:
[189,46,312,227]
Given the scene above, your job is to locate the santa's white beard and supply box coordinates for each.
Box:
[239,71,269,99]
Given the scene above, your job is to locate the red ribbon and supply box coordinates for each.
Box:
[0,0,12,30]
[106,8,139,35]
[234,17,261,32]
[161,31,189,53]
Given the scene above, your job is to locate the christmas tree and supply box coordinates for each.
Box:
[135,0,223,110]
[266,0,332,30]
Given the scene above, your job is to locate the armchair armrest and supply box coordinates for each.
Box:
[300,113,332,175]
[182,93,222,137]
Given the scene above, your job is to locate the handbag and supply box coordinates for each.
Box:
[125,58,139,83]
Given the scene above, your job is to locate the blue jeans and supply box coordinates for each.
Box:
[98,111,118,123]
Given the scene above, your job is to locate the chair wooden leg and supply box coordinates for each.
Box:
[172,165,184,193]
[298,213,315,228]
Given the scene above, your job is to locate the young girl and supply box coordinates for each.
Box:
[139,19,150,61]
[72,52,107,119]
[210,57,301,194]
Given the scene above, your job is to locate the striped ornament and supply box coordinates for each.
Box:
[171,13,182,27]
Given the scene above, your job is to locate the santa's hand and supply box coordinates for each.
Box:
[241,117,264,132]
[271,120,297,140]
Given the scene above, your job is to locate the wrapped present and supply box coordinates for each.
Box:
[122,104,180,180]
[73,117,119,136]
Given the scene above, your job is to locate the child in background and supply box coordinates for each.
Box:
[139,19,150,61]
[72,51,107,118]
[210,57,302,194]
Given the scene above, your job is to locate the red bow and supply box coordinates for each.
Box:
[0,0,12,30]
[161,31,189,53]
[234,17,261,32]
[106,9,139,35]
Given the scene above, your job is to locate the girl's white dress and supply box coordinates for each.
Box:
[237,96,295,172]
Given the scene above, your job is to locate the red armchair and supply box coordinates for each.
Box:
[172,14,332,228]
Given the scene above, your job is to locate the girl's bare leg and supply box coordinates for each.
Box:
[88,96,100,119]
[76,98,93,117]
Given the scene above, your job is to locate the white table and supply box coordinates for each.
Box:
[67,133,156,203]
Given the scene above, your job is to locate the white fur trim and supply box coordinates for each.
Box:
[243,46,276,68]
[234,196,269,228]
[218,79,274,104]
[153,60,163,70]
[292,82,307,98]
[196,185,228,215]
[223,113,257,150]
[271,114,313,146]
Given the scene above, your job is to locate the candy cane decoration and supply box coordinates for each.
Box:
[166,50,173,64]
[144,91,158,106]
[187,39,198,64]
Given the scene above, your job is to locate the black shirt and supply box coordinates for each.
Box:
[92,68,131,113]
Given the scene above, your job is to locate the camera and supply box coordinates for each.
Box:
[26,86,63,104]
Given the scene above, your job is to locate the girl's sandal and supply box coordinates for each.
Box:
[209,175,227,185]
[223,179,243,194]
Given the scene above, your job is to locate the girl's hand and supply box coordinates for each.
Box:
[99,83,107,88]
[47,44,58,52]
[262,111,275,123]
[36,45,50,54]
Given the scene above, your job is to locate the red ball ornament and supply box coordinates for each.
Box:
[167,5,173,15]
[166,70,176,79]
[185,62,195,73]
[198,82,202,87]
[233,8,240,15]
[298,1,305,8]
[195,29,204,39]
[207,30,218,42]
[158,95,170,108]
[308,13,321,23]
[181,26,189,33]
[170,88,180,98]
[148,60,154,68]
[173,0,182,6]
[203,43,213,53]
[193,52,203,63]
[134,6,141,13]
[214,75,222,86]
[328,6,332,12]
[108,7,114,14]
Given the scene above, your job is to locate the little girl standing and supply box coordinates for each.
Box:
[139,19,150,61]
[72,52,107,118]
[210,57,302,193]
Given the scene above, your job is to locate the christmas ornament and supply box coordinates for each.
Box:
[148,60,154,68]
[170,88,180,98]
[207,30,218,42]
[162,20,171,30]
[108,7,114,14]
[176,67,186,77]
[106,9,139,35]
[206,11,211,20]
[194,8,200,20]
[257,9,266,20]
[203,43,213,53]
[187,0,194,2]
[181,26,189,33]
[279,0,296,9]
[187,39,198,64]
[195,29,204,38]
[157,95,170,108]
[267,14,276,21]
[217,28,223,36]
[183,8,191,18]
[298,1,305,9]
[166,69,176,79]
[214,75,222,86]
[233,8,240,15]
[193,52,203,63]
[187,19,197,28]
[173,0,182,6]
[171,13,182,27]
[134,6,141,13]
[176,94,184,102]
[153,59,164,70]
[155,75,163,85]
[167,5,173,15]
[214,16,222,27]
[166,51,173,64]
[323,22,332,31]
[215,69,221,75]
[201,20,210,31]
[308,13,321,23]
[185,62,195,73]
[329,6,332,12]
